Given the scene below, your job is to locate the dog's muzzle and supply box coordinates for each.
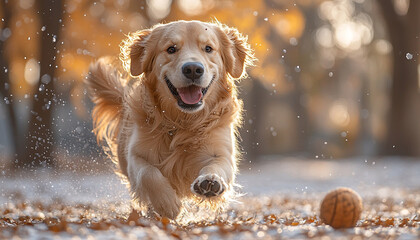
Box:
[165,75,214,111]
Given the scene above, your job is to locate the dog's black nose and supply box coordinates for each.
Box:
[182,62,204,81]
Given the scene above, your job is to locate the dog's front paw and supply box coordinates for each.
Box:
[191,174,227,198]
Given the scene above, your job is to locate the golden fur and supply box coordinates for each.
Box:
[86,20,254,219]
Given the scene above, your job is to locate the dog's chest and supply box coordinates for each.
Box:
[138,126,203,164]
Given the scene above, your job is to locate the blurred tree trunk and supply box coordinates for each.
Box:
[291,7,315,154]
[378,0,420,156]
[17,0,63,168]
[240,79,265,160]
[0,1,19,160]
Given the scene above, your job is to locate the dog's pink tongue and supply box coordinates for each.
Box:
[177,86,203,105]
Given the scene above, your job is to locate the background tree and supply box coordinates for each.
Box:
[17,0,63,168]
[378,0,420,156]
[0,1,18,161]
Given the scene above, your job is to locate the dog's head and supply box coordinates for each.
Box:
[122,20,253,113]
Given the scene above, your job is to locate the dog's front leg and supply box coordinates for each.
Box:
[191,126,237,198]
[127,136,181,219]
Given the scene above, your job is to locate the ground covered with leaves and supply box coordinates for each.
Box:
[1,158,419,239]
[1,191,419,239]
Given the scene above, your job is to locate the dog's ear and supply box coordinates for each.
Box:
[121,29,153,77]
[218,26,254,79]
[130,29,152,76]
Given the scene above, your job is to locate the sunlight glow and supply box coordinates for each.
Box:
[374,39,392,55]
[329,101,350,127]
[318,0,373,52]
[316,26,333,48]
[393,0,409,15]
[24,59,40,86]
[335,22,358,49]
[128,13,147,31]
[19,0,35,10]
[272,8,305,40]
[147,0,172,20]
[178,0,204,16]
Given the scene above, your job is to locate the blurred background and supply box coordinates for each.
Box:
[0,0,419,170]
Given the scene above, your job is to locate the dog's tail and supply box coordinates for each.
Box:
[85,57,125,144]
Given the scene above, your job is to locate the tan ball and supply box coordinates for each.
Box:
[320,187,363,228]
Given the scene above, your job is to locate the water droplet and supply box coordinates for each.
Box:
[2,28,11,39]
[406,53,413,60]
[41,74,51,84]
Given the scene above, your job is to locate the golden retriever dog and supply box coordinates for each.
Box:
[86,20,254,219]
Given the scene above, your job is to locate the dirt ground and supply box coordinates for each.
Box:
[1,157,419,239]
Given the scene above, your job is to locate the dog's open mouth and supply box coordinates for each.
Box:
[165,76,214,110]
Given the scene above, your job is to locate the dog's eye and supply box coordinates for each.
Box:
[167,46,177,54]
[205,45,213,53]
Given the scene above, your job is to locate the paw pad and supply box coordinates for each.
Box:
[192,175,225,197]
